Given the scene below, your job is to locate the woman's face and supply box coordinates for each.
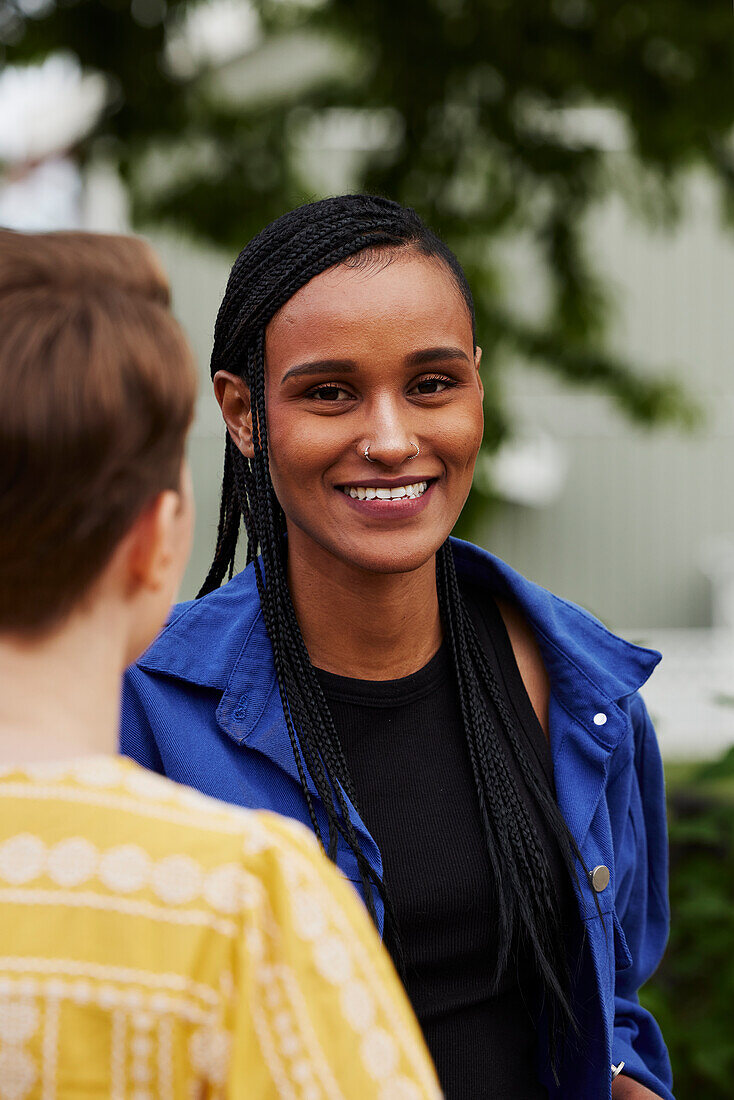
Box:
[259,251,483,576]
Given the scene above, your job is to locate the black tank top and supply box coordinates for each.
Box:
[315,584,573,1100]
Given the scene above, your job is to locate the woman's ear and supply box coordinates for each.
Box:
[474,345,484,400]
[213,371,254,458]
[125,490,183,594]
[117,483,193,664]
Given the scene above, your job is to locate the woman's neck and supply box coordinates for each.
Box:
[287,545,442,680]
[0,602,126,766]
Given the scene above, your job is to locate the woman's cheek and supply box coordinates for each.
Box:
[266,429,332,520]
[439,410,483,474]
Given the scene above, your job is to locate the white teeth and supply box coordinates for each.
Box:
[342,481,429,501]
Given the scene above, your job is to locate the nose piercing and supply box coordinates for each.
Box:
[363,442,419,462]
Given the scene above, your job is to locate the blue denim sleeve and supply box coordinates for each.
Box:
[611,693,674,1099]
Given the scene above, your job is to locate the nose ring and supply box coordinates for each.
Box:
[363,442,419,462]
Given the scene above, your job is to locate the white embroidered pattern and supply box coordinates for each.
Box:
[0,997,38,1100]
[0,1046,36,1100]
[157,1014,174,1100]
[0,784,249,836]
[189,1023,232,1085]
[340,979,375,1034]
[261,824,441,1099]
[278,965,345,1100]
[110,1010,126,1100]
[379,1081,424,1100]
[41,994,59,1100]
[0,957,220,1008]
[0,998,38,1044]
[249,966,301,1100]
[131,1022,153,1089]
[0,833,262,919]
[247,882,429,1100]
[45,838,97,887]
[0,887,238,937]
[0,976,214,1027]
[0,835,45,885]
[0,756,267,832]
[361,1028,399,1080]
[151,854,202,905]
[0,974,228,1099]
[99,844,151,893]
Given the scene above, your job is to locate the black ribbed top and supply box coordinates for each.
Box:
[316,585,570,1099]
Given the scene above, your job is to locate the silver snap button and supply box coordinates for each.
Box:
[593,712,607,726]
[591,865,610,892]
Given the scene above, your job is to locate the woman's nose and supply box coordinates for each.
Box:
[360,399,418,467]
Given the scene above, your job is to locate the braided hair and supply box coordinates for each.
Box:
[201,194,582,1066]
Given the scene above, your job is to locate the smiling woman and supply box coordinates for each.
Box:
[121,195,673,1100]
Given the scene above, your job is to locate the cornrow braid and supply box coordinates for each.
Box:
[201,194,581,1063]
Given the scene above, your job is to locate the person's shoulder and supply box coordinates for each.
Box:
[102,762,349,935]
[10,755,305,865]
[118,758,324,866]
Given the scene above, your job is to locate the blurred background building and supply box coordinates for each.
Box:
[2,0,734,761]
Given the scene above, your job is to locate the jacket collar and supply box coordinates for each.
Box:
[452,539,660,705]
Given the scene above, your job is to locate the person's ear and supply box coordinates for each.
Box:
[474,345,484,400]
[213,371,254,459]
[125,490,182,595]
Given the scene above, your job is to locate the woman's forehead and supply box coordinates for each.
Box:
[266,252,472,355]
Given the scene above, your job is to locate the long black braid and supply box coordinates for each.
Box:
[200,194,586,1068]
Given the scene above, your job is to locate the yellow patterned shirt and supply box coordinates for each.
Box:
[0,755,441,1100]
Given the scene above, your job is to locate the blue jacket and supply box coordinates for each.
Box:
[120,538,673,1100]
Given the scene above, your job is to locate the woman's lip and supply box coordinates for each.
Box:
[336,480,437,517]
[335,475,437,489]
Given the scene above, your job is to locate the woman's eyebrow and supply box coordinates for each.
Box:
[281,358,356,384]
[406,346,471,366]
[280,346,470,385]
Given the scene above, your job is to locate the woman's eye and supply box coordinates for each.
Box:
[414,376,453,395]
[310,385,349,402]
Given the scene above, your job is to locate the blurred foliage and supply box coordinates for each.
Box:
[641,754,734,1099]
[4,0,731,522]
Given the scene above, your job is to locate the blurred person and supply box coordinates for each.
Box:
[121,195,673,1100]
[0,228,442,1100]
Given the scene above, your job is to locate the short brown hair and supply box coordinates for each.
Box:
[0,229,197,633]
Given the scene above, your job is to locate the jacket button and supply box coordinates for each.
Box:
[593,712,607,726]
[591,865,610,892]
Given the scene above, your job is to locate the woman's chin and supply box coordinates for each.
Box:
[330,533,447,577]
